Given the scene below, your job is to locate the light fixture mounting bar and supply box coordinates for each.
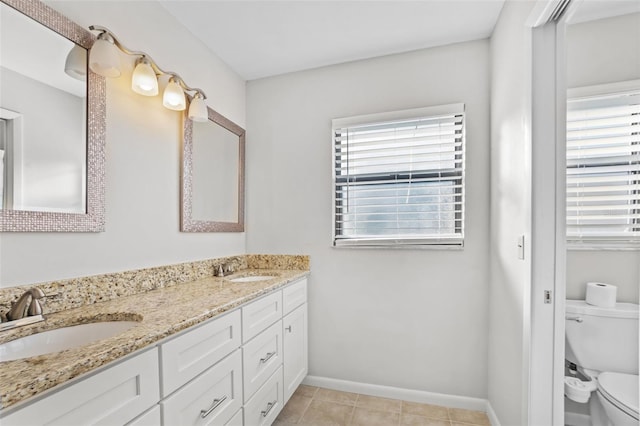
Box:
[88,25,207,99]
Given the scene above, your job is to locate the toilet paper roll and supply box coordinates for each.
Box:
[585,282,617,308]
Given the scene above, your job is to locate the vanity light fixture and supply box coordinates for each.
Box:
[188,92,208,122]
[132,57,158,96]
[87,25,208,121]
[89,31,121,78]
[163,77,186,110]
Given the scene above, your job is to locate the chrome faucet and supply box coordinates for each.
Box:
[6,287,45,321]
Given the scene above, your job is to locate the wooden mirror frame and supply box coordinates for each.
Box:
[180,106,245,232]
[0,0,106,232]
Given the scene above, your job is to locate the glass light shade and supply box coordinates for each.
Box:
[132,59,158,96]
[163,79,186,111]
[64,44,87,80]
[89,37,121,78]
[188,95,208,122]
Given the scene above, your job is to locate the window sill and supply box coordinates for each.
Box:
[567,244,640,252]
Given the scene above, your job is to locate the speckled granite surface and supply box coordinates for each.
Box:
[0,254,308,317]
[0,255,309,411]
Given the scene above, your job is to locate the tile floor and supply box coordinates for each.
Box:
[274,385,491,426]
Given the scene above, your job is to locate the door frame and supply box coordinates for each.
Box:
[527,1,573,424]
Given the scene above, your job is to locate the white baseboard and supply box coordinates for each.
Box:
[302,375,488,413]
[486,401,501,426]
[565,412,591,426]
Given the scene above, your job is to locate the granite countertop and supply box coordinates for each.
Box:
[0,268,309,411]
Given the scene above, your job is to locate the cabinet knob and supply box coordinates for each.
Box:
[285,325,292,332]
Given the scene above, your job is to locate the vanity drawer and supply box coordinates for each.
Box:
[160,350,242,426]
[242,291,282,342]
[160,310,241,396]
[244,366,284,426]
[1,348,159,426]
[283,278,307,315]
[243,320,283,402]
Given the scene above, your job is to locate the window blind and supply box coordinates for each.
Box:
[566,91,640,247]
[332,104,465,247]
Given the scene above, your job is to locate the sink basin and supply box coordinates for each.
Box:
[228,275,275,283]
[0,321,139,362]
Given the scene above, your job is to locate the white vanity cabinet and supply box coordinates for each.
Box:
[1,348,160,426]
[1,277,308,426]
[282,279,308,401]
[283,303,308,401]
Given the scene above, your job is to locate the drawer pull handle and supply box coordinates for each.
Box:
[261,400,277,418]
[285,325,292,332]
[200,395,227,418]
[260,351,276,363]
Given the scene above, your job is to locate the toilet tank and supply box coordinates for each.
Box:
[565,300,639,375]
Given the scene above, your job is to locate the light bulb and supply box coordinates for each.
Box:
[64,44,87,80]
[188,93,208,122]
[132,58,158,96]
[89,33,121,78]
[163,78,186,111]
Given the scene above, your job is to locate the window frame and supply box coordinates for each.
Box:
[566,80,640,251]
[331,103,465,249]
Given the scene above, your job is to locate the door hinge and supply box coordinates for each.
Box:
[544,290,552,304]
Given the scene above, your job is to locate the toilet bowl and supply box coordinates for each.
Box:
[596,372,639,426]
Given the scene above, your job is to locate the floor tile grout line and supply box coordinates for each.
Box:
[296,391,314,425]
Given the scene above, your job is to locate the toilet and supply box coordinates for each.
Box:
[565,300,639,426]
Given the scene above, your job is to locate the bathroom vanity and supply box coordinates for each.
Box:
[0,256,309,426]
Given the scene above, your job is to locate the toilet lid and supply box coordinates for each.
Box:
[597,372,639,417]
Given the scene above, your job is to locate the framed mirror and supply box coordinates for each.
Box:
[181,105,245,232]
[0,0,105,232]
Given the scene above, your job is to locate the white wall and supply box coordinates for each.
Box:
[0,1,247,287]
[488,1,535,425]
[565,13,640,304]
[246,40,490,399]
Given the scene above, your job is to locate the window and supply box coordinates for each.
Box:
[566,88,640,248]
[332,104,465,247]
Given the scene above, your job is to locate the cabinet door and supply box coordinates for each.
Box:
[244,367,284,426]
[160,310,241,397]
[160,350,242,426]
[283,303,308,402]
[242,291,281,343]
[1,348,159,426]
[242,320,283,402]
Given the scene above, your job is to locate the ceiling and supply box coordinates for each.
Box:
[160,1,506,81]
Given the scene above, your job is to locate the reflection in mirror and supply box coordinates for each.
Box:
[0,0,105,232]
[181,106,245,232]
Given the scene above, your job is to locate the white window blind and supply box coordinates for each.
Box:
[332,104,465,247]
[567,90,640,248]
